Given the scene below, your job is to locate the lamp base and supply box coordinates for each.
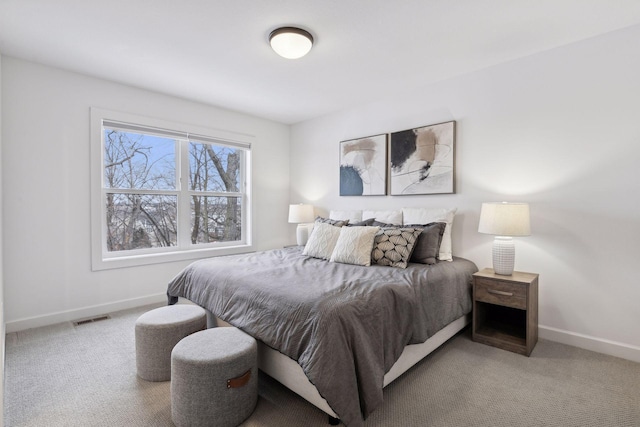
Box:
[296,224,311,246]
[492,236,515,275]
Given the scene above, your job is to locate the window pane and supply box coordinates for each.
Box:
[104,129,176,190]
[106,193,177,251]
[189,143,240,192]
[190,196,242,244]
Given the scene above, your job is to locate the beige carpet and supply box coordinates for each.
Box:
[5,303,640,426]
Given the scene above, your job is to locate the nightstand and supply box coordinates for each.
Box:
[472,268,539,356]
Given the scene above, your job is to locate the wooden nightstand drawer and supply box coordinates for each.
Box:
[475,278,526,310]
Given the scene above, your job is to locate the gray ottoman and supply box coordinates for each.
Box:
[135,304,207,382]
[171,327,258,427]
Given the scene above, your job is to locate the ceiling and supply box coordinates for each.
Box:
[2,1,640,125]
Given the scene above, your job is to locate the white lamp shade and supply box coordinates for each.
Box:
[269,27,313,59]
[288,204,314,224]
[478,202,531,236]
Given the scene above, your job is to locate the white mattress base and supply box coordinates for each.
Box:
[212,312,470,419]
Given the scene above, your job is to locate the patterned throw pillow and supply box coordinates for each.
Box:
[329,226,380,266]
[371,227,423,268]
[303,222,342,260]
[406,222,446,265]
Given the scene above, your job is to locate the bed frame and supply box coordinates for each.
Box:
[208,309,470,421]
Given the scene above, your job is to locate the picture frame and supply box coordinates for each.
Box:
[339,134,388,196]
[389,121,455,195]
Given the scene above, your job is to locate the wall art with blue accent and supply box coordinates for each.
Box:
[339,134,387,196]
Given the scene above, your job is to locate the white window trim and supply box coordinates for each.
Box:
[90,108,254,271]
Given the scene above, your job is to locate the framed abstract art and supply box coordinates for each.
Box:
[339,134,387,196]
[389,121,455,195]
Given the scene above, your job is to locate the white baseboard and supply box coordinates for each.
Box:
[5,293,167,333]
[7,301,640,365]
[539,325,640,364]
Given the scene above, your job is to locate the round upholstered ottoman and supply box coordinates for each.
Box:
[171,327,258,427]
[135,304,207,382]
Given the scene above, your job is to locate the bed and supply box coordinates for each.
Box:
[166,244,477,427]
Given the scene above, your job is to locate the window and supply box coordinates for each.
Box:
[91,109,252,270]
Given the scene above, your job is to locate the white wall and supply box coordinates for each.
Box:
[290,25,640,361]
[1,57,290,331]
[0,52,5,427]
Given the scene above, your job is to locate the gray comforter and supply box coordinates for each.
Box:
[166,247,477,426]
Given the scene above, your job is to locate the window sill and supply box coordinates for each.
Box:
[91,244,254,271]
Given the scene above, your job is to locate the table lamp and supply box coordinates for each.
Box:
[478,202,531,275]
[288,204,315,246]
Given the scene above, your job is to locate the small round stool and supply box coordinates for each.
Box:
[135,304,207,382]
[171,327,258,427]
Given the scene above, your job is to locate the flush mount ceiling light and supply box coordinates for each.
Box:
[269,27,314,59]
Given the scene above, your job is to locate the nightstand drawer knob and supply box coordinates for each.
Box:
[487,289,514,297]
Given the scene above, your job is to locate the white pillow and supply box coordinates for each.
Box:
[362,210,402,225]
[329,210,363,223]
[330,226,380,266]
[303,222,342,260]
[402,207,457,261]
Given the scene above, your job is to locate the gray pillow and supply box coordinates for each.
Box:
[405,222,446,265]
[347,218,375,227]
[315,216,349,227]
[371,220,396,228]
